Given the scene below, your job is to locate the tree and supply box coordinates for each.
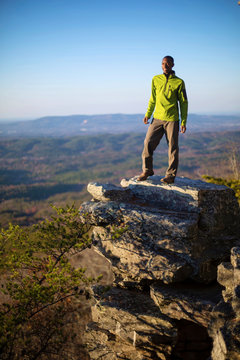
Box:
[228,143,240,180]
[0,204,98,360]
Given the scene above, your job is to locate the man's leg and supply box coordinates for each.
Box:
[141,119,165,173]
[164,121,179,179]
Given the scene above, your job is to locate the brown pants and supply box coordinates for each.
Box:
[142,119,179,178]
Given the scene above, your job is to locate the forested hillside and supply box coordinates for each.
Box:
[1,114,240,137]
[0,130,239,227]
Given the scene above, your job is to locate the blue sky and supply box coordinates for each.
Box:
[0,0,239,120]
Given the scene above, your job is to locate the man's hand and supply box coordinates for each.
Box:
[180,125,186,133]
[143,116,149,124]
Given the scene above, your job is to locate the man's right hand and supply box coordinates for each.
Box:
[143,116,149,124]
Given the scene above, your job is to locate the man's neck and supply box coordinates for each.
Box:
[164,70,175,78]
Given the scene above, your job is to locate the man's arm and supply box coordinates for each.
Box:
[178,81,188,132]
[143,78,156,124]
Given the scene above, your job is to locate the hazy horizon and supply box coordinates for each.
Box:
[1,111,240,124]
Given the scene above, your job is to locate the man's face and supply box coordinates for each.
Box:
[162,57,174,74]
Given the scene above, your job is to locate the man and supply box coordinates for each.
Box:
[137,56,188,184]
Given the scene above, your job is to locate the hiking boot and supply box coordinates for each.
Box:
[161,176,175,184]
[137,170,154,181]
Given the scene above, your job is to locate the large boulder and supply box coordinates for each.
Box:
[80,177,240,284]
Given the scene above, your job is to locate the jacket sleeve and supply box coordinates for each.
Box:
[178,81,188,127]
[145,78,156,119]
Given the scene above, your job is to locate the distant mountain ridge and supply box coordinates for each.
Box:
[0,113,239,137]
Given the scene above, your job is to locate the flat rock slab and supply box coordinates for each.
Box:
[87,182,133,202]
[121,176,202,212]
[121,176,227,212]
[121,176,240,236]
[83,286,177,359]
[150,282,222,328]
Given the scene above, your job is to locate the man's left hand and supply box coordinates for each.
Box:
[180,125,186,133]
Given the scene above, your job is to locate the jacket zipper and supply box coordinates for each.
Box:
[164,77,168,92]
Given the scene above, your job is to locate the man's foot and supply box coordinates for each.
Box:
[161,176,175,184]
[137,170,154,181]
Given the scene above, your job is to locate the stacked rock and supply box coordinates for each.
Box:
[78,176,240,360]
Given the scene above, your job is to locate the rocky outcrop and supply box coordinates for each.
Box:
[78,176,240,360]
[82,176,239,285]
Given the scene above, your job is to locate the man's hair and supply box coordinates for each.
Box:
[163,56,174,65]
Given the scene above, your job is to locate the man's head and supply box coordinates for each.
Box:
[162,56,174,74]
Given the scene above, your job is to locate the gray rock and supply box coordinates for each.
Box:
[209,249,240,359]
[121,176,240,238]
[83,286,177,360]
[80,176,240,284]
[231,247,240,269]
[232,285,240,316]
[80,204,238,285]
[83,324,149,360]
[79,175,240,359]
[79,200,120,225]
[210,321,240,360]
[87,182,133,202]
[81,200,197,284]
[150,282,222,328]
[121,176,203,213]
[217,249,240,311]
[217,262,234,302]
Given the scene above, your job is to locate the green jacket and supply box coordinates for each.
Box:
[145,72,188,126]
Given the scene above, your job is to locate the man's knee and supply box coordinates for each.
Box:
[144,139,156,155]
